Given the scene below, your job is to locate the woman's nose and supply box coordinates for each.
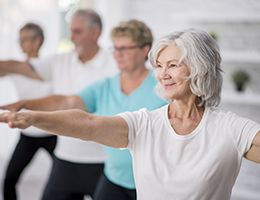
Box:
[160,67,171,79]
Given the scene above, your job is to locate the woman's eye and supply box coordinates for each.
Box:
[169,64,177,68]
[154,64,162,68]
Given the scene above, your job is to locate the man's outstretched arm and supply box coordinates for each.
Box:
[0,95,85,112]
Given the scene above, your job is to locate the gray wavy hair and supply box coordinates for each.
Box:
[149,29,223,107]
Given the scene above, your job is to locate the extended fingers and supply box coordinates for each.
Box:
[0,102,21,112]
[0,105,8,110]
[0,104,13,111]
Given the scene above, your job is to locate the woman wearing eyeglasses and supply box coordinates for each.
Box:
[2,28,260,200]
[0,20,166,200]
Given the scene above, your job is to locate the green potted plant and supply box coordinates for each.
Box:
[231,70,250,92]
[209,31,218,41]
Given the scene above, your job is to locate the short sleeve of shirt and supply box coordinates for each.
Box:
[78,78,107,113]
[227,112,260,155]
[119,108,149,150]
[29,55,54,81]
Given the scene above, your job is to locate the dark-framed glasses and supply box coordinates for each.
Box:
[111,45,141,53]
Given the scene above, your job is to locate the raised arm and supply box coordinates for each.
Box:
[244,131,260,163]
[0,95,85,112]
[0,109,129,148]
[0,60,42,80]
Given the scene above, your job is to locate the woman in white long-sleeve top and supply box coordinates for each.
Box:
[1,29,260,200]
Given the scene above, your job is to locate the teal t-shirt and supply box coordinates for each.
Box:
[78,71,166,189]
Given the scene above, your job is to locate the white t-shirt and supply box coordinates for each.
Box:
[30,49,117,163]
[119,105,260,200]
[8,57,52,137]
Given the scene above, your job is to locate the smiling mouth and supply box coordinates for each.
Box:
[163,83,175,89]
[163,82,175,86]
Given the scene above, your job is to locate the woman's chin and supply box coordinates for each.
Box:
[158,92,173,102]
[117,64,127,71]
[164,94,174,101]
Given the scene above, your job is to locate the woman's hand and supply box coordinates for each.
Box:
[0,111,33,129]
[0,101,25,112]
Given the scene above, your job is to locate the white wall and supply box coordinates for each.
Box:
[0,0,60,160]
[0,0,60,59]
[0,0,260,199]
[0,78,19,159]
[95,1,260,200]
[0,1,61,199]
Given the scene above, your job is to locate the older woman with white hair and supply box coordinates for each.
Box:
[1,29,260,200]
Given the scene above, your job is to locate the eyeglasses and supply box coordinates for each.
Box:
[111,45,141,53]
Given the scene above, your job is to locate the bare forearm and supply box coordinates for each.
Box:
[0,109,129,148]
[1,109,94,140]
[10,95,85,112]
[245,131,260,163]
[0,60,18,73]
[23,95,79,111]
[27,110,128,147]
[0,60,41,80]
[32,109,94,140]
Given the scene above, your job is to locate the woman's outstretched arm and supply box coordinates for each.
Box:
[0,109,129,148]
[245,132,260,163]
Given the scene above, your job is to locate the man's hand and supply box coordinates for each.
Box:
[0,101,25,112]
[0,111,33,129]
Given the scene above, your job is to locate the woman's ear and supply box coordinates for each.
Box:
[142,45,151,61]
[143,45,151,54]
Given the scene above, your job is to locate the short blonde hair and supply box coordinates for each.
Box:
[111,19,153,48]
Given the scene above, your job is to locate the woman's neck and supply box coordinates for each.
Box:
[169,97,204,119]
[168,98,205,135]
[27,51,39,59]
[120,66,148,95]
